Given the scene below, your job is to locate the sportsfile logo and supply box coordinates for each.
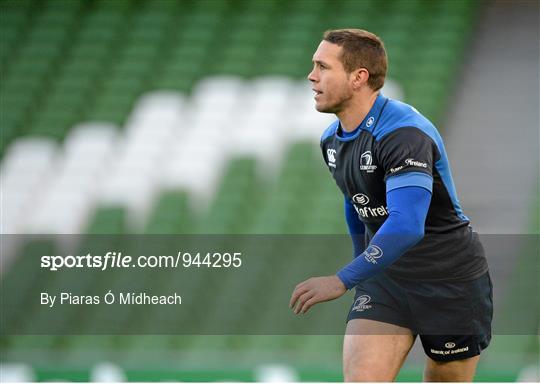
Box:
[352,295,372,312]
[363,245,383,264]
[327,148,337,168]
[359,151,377,172]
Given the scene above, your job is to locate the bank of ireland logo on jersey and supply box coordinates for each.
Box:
[359,151,377,172]
[405,158,427,168]
[327,148,337,168]
[352,295,372,312]
[363,245,383,264]
[366,116,375,127]
[352,193,369,205]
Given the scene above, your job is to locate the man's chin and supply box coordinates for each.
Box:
[315,103,337,114]
[315,103,333,113]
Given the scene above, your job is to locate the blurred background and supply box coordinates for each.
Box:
[1,0,538,381]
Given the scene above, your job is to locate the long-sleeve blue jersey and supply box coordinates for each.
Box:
[321,93,487,283]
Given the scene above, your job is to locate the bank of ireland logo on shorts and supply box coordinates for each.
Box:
[431,342,469,356]
[352,193,369,205]
[327,148,337,168]
[363,245,383,264]
[352,295,372,312]
[359,151,377,172]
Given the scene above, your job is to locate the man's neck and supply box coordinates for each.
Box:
[337,91,379,132]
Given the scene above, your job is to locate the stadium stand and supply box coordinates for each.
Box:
[4,0,535,381]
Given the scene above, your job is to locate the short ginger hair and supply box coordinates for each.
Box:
[323,29,387,91]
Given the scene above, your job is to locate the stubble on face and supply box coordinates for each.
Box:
[310,41,354,115]
[315,85,353,114]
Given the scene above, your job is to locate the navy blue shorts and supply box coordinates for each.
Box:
[347,271,493,362]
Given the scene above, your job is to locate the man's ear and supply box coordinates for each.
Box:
[351,68,369,90]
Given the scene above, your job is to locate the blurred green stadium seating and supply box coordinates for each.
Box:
[0,0,478,156]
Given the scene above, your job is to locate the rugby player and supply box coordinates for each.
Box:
[289,29,493,381]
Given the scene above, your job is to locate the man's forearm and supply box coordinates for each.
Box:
[337,186,431,289]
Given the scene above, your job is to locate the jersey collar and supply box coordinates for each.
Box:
[336,93,388,141]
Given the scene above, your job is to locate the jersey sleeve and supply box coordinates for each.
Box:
[375,127,438,192]
[344,196,365,257]
[336,185,431,289]
[320,121,339,167]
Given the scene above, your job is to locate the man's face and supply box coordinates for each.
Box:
[308,41,354,114]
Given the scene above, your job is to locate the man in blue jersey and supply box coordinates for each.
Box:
[289,29,492,381]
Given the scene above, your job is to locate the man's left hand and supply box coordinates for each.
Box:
[289,275,347,314]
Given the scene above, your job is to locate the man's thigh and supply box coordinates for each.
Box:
[343,319,415,382]
[424,355,480,381]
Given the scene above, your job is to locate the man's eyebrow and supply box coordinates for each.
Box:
[312,59,330,66]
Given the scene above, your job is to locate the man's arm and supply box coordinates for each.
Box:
[344,196,365,257]
[290,179,431,314]
[337,183,431,289]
